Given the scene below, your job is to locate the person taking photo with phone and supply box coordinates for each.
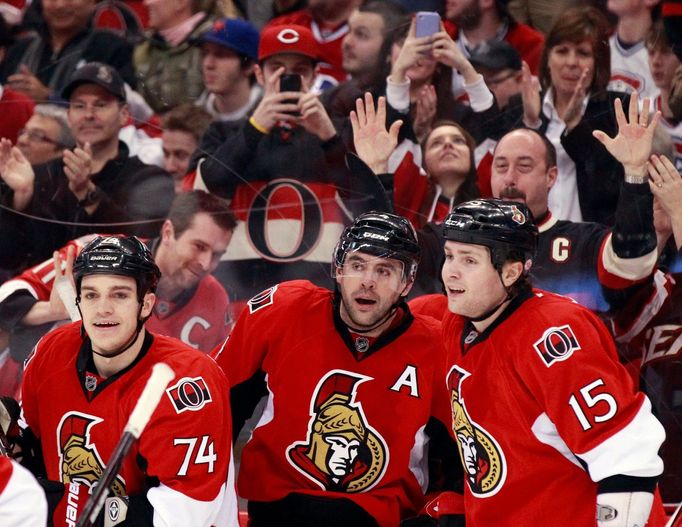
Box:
[186,24,386,318]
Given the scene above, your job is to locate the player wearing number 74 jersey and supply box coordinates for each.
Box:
[438,199,667,527]
[18,236,237,527]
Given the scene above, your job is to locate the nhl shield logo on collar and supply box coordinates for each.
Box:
[85,373,98,392]
[355,337,369,353]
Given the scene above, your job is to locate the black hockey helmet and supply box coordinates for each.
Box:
[333,212,420,281]
[442,199,538,271]
[73,235,161,300]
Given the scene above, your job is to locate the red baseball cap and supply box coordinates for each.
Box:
[258,24,320,62]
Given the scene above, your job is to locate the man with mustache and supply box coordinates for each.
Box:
[415,94,660,312]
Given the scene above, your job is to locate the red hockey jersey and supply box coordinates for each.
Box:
[21,323,237,527]
[212,280,451,526]
[441,289,665,526]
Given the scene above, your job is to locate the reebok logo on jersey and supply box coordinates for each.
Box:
[166,377,212,414]
[533,325,581,367]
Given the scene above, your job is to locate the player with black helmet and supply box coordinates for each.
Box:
[11,235,238,527]
[212,211,458,527]
[437,198,667,527]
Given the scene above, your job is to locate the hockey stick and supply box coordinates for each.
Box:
[76,362,175,527]
[666,502,682,527]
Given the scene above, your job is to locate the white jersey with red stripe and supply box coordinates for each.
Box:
[608,35,659,100]
[442,288,665,526]
[0,456,48,526]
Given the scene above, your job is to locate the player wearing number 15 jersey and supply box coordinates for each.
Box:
[439,200,666,527]
[19,236,237,527]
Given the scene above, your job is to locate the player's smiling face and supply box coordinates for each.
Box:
[336,251,411,335]
[79,274,154,356]
[441,241,508,320]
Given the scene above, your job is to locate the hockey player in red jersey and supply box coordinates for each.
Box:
[439,198,666,526]
[16,236,237,527]
[212,212,458,527]
[0,190,236,396]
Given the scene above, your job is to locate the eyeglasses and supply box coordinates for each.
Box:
[18,128,62,146]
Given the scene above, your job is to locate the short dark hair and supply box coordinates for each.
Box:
[539,6,611,94]
[168,190,237,237]
[645,18,671,52]
[358,0,410,88]
[161,103,213,144]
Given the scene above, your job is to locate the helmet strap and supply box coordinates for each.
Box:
[469,270,511,323]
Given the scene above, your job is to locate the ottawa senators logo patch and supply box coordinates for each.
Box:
[533,325,581,367]
[447,366,506,497]
[287,370,388,493]
[57,412,126,495]
[166,377,212,414]
[247,285,278,314]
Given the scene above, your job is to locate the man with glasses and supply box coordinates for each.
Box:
[16,103,75,165]
[0,62,174,274]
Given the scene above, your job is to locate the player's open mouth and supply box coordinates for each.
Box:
[355,298,377,305]
[94,322,119,327]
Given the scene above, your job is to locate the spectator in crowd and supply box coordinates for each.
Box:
[608,153,682,506]
[386,18,496,148]
[438,198,666,527]
[606,0,659,99]
[133,0,213,113]
[443,0,544,98]
[646,18,682,172]
[15,104,75,165]
[0,190,236,396]
[189,24,386,310]
[0,16,34,144]
[194,17,262,122]
[500,6,628,225]
[213,211,457,527]
[393,120,480,228]
[414,94,660,311]
[12,235,237,526]
[161,103,213,192]
[0,62,174,273]
[323,0,409,124]
[506,0,572,34]
[266,0,362,91]
[0,0,135,102]
[663,0,682,119]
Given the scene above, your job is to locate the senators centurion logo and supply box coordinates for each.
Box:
[287,370,388,493]
[447,366,506,497]
[57,412,125,495]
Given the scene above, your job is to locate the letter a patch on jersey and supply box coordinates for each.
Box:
[533,325,581,367]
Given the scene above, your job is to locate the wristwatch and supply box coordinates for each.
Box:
[623,174,647,185]
[78,187,102,207]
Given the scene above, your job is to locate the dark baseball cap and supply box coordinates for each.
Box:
[469,40,522,72]
[61,62,127,101]
[196,18,259,61]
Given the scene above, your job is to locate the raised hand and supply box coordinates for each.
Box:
[0,138,35,210]
[562,67,590,132]
[350,93,402,174]
[520,61,541,127]
[390,17,433,84]
[297,92,337,141]
[648,154,682,248]
[7,65,50,102]
[413,84,437,143]
[592,92,661,175]
[250,66,300,131]
[63,142,94,200]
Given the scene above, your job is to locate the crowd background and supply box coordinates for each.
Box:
[0,0,681,515]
